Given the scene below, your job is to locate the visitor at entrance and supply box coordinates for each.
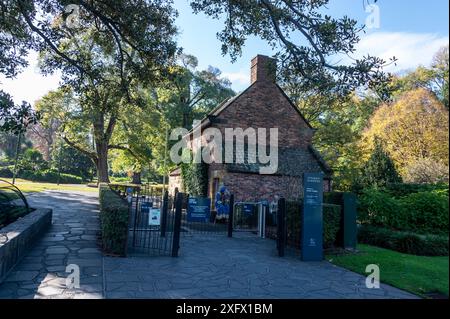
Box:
[215,185,230,223]
[269,195,279,226]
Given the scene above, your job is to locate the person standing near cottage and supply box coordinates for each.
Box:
[215,185,230,223]
[269,195,279,226]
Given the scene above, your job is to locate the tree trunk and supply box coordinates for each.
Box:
[96,141,110,183]
[132,171,142,184]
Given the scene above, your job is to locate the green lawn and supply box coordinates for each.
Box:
[326,244,449,298]
[0,178,98,194]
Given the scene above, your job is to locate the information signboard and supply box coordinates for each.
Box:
[187,197,211,223]
[301,173,324,261]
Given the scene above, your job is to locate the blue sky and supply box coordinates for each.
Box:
[1,0,449,103]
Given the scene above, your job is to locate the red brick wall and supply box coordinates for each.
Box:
[223,172,302,202]
[212,81,313,148]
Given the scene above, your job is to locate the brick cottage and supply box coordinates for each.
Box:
[169,55,332,205]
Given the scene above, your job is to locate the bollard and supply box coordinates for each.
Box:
[160,191,169,237]
[172,192,183,257]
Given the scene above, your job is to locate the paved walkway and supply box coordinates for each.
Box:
[104,233,417,299]
[0,191,103,299]
[0,191,418,299]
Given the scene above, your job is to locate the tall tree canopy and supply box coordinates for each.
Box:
[0,0,179,182]
[190,0,393,97]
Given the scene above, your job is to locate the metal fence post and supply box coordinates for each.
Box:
[160,190,169,237]
[227,194,234,238]
[172,192,183,257]
[277,197,286,257]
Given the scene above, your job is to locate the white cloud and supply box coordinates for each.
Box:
[222,70,250,87]
[353,32,449,73]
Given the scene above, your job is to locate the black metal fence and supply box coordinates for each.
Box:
[128,191,178,256]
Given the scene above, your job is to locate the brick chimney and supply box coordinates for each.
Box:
[250,55,277,84]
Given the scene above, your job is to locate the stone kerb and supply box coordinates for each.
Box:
[0,208,52,284]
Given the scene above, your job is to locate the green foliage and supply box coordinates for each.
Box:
[19,169,83,184]
[0,90,39,134]
[191,0,392,96]
[51,144,95,181]
[358,188,449,235]
[356,139,402,190]
[98,184,129,256]
[385,183,449,198]
[18,148,49,171]
[285,200,341,249]
[0,166,13,178]
[180,150,208,196]
[399,191,449,235]
[358,226,449,256]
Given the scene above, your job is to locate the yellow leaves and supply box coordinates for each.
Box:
[361,88,449,176]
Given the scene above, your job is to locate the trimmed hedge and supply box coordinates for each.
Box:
[385,183,449,198]
[99,183,129,256]
[0,167,83,184]
[286,200,341,248]
[0,166,13,178]
[358,225,449,256]
[20,169,83,184]
[358,188,449,235]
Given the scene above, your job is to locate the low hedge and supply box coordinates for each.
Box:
[385,183,449,198]
[0,166,13,178]
[0,167,84,184]
[358,225,449,256]
[358,188,449,235]
[286,200,341,248]
[99,183,129,256]
[20,169,83,184]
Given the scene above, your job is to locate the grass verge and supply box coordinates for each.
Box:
[326,244,449,298]
[0,178,97,194]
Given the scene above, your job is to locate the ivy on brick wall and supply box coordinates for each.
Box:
[180,149,208,197]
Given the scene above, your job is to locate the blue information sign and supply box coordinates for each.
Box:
[187,197,211,222]
[301,173,324,261]
[242,204,256,215]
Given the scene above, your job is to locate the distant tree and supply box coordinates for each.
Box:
[1,0,178,182]
[51,144,96,181]
[404,158,449,184]
[157,53,235,129]
[361,88,449,176]
[390,45,449,108]
[358,139,402,189]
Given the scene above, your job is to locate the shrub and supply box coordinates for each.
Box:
[19,169,83,184]
[0,166,13,178]
[99,183,129,256]
[357,188,404,229]
[358,225,448,256]
[357,187,449,235]
[286,200,341,248]
[399,191,449,235]
[385,183,449,198]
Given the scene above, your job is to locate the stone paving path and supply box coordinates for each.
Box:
[104,233,418,299]
[0,191,103,299]
[0,190,419,299]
